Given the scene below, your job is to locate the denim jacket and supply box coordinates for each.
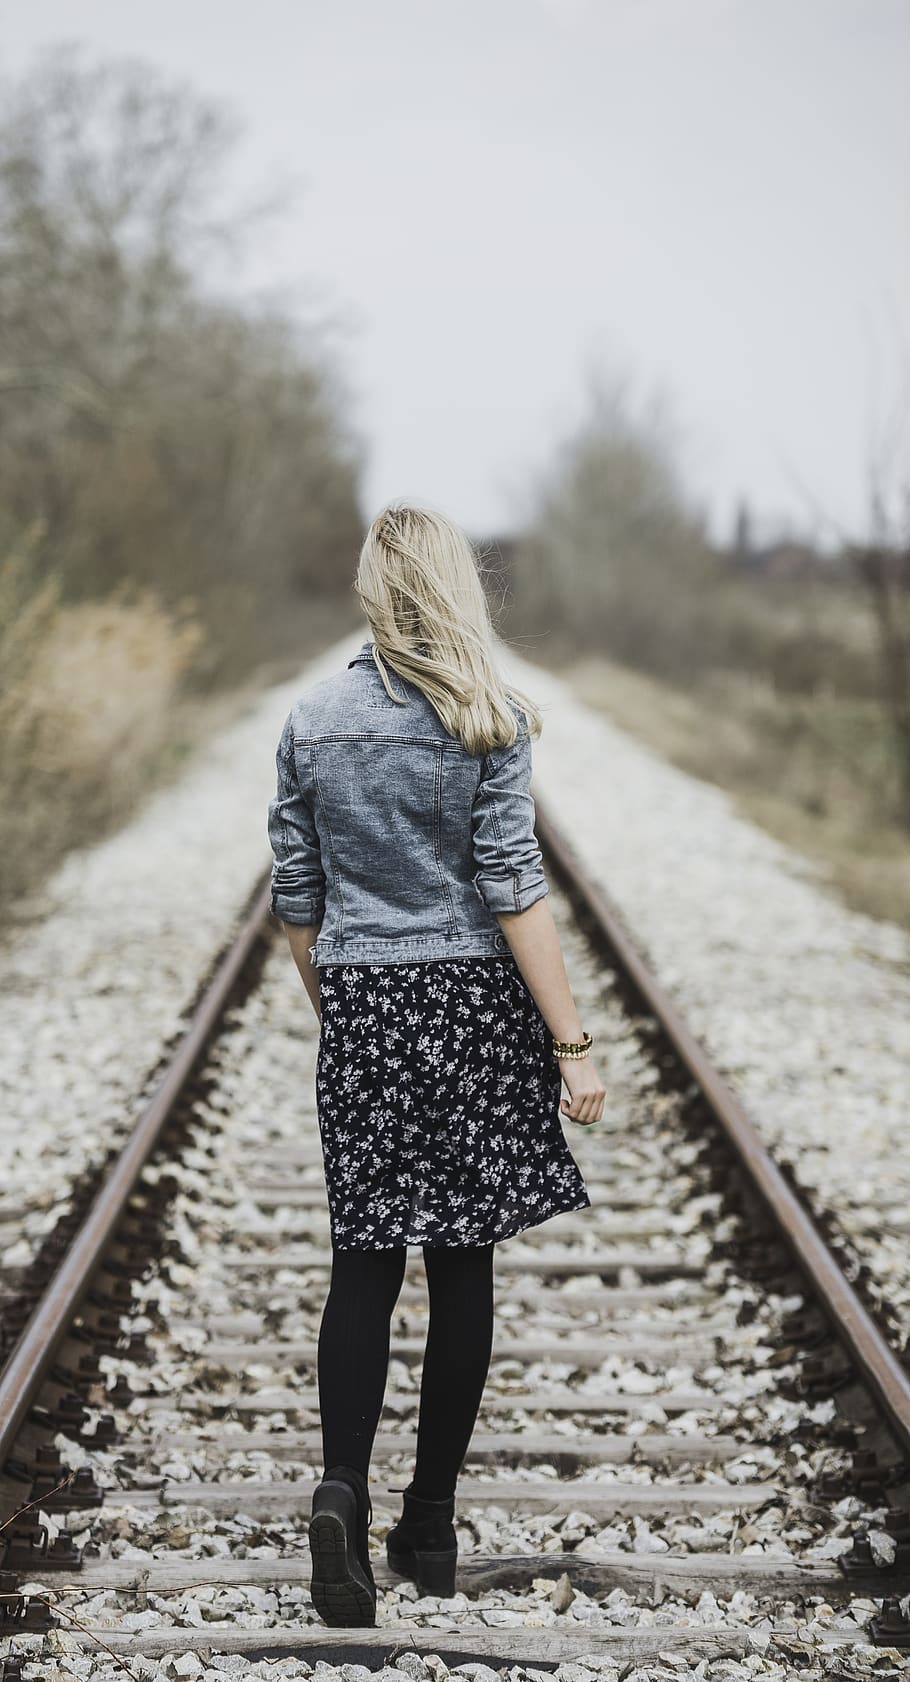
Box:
[267,638,549,965]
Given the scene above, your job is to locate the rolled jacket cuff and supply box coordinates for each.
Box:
[472,869,549,915]
[270,890,326,925]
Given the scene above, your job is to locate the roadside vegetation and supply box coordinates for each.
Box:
[502,376,910,934]
[4,52,905,943]
[0,50,363,922]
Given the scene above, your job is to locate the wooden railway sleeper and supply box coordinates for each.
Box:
[3,838,910,1656]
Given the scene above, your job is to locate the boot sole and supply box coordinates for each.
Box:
[387,1544,457,1597]
[309,1509,376,1626]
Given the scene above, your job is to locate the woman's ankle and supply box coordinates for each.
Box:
[407,1482,455,1505]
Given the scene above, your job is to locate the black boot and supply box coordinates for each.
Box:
[385,1484,457,1596]
[308,1464,376,1626]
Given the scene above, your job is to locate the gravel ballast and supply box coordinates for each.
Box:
[3,626,909,1678]
[15,885,903,1678]
[0,642,350,1278]
[5,624,905,1338]
[498,646,910,1354]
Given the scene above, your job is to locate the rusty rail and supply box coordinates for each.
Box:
[534,793,910,1463]
[3,799,909,1489]
[0,878,273,1475]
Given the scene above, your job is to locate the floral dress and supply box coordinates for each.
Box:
[314,955,591,1248]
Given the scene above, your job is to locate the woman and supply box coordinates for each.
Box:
[267,502,605,1628]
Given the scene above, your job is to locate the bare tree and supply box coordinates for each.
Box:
[506,368,720,679]
[0,47,364,678]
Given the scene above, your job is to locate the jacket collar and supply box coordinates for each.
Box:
[347,639,376,668]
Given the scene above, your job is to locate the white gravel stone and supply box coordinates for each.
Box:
[8,630,908,1682]
[498,645,910,1346]
[0,637,352,1275]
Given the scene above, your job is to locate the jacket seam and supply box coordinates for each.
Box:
[315,935,506,948]
[433,744,458,935]
[310,744,344,943]
[484,751,508,868]
[294,732,463,750]
[276,729,295,864]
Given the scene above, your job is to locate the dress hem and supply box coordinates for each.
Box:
[327,1188,593,1251]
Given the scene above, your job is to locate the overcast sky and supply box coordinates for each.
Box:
[5,0,909,544]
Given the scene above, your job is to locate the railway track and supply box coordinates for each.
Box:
[1,796,909,1679]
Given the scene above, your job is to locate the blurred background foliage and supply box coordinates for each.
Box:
[0,49,364,912]
[499,376,910,930]
[1,48,908,932]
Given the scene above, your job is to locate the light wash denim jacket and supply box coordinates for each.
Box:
[267,639,549,965]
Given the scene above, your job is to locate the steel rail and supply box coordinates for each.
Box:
[3,800,909,1488]
[534,793,910,1462]
[0,877,273,1475]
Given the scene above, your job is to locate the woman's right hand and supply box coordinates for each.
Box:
[558,1056,606,1125]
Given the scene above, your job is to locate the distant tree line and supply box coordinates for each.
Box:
[498,372,910,829]
[0,49,365,918]
[0,48,365,684]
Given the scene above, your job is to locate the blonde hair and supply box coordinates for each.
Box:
[354,502,543,757]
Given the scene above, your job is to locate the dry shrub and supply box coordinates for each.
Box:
[0,51,366,926]
[26,594,200,779]
[0,546,200,915]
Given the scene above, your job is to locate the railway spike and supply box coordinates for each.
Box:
[1,1516,81,1572]
[870,1596,910,1649]
[0,1590,54,1634]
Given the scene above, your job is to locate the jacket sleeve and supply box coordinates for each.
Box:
[470,714,549,915]
[267,713,327,925]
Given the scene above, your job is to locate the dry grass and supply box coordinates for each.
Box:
[0,557,200,915]
[554,652,910,936]
[0,553,360,928]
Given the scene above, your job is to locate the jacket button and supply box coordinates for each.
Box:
[494,934,505,950]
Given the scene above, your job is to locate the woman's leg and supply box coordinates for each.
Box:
[317,1245,407,1476]
[411,1241,495,1499]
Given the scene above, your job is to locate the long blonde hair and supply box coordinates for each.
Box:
[354,502,543,757]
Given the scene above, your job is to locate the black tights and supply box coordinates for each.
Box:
[317,1243,495,1500]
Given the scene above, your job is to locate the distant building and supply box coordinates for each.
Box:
[723,500,844,577]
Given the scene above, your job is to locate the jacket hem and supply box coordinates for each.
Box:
[310,931,514,966]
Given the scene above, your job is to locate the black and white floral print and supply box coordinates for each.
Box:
[315,956,591,1248]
